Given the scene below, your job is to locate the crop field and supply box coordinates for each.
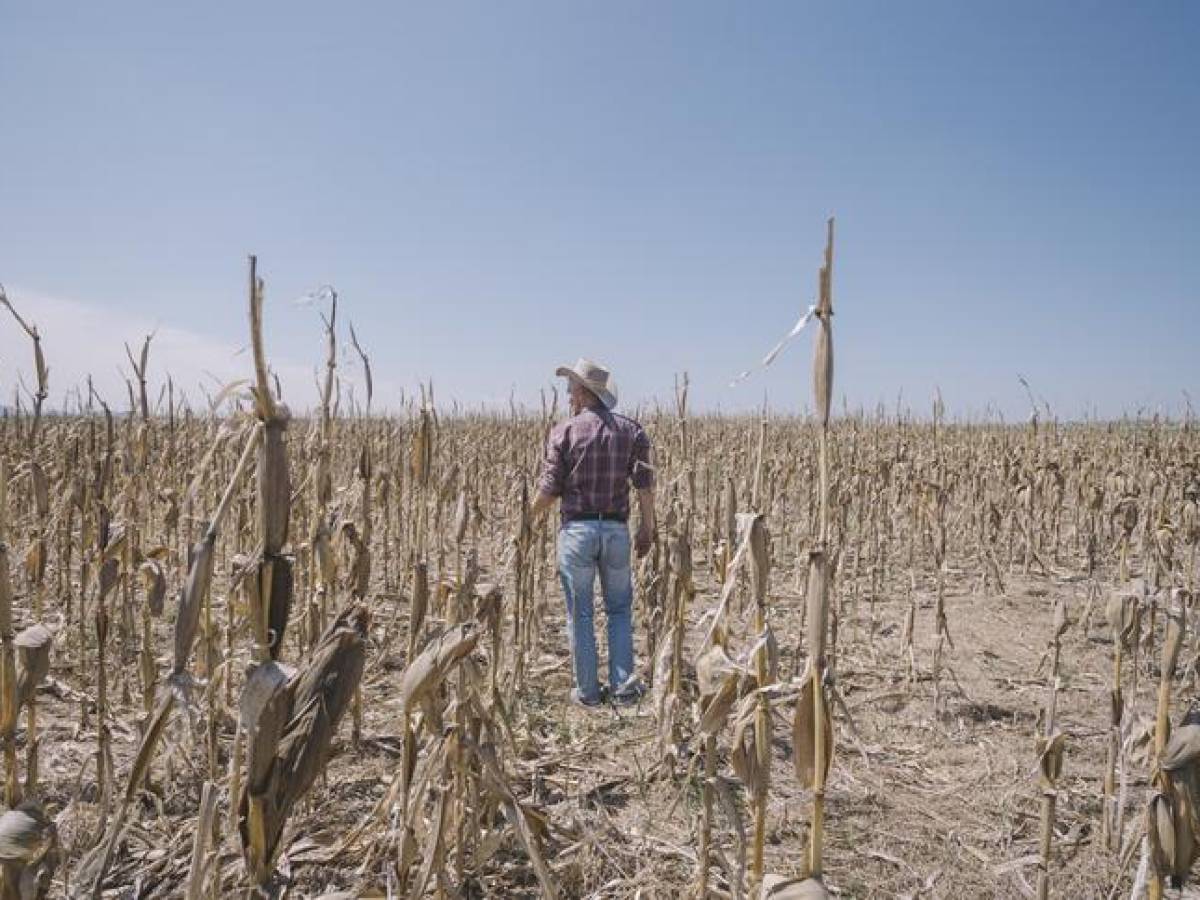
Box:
[0,240,1197,899]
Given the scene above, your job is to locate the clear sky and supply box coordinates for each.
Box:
[1,2,1196,419]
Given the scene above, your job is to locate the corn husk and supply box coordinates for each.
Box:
[312,520,334,586]
[138,560,166,617]
[340,522,368,600]
[257,555,293,660]
[239,604,368,884]
[0,802,57,900]
[1036,731,1066,790]
[240,661,295,794]
[28,464,48,522]
[813,312,833,429]
[411,409,433,486]
[793,665,833,789]
[1163,597,1186,678]
[1166,761,1200,886]
[762,874,831,899]
[1107,590,1140,649]
[257,414,291,556]
[0,546,13,638]
[0,806,51,863]
[1164,724,1200,772]
[14,626,51,710]
[805,549,831,663]
[747,514,768,603]
[23,541,45,586]
[453,490,469,545]
[408,563,429,662]
[723,479,737,546]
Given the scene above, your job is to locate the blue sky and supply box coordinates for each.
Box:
[1,2,1196,419]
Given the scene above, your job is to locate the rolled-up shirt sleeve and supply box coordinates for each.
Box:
[629,426,654,491]
[537,425,567,497]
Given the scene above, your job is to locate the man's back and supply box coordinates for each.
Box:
[538,405,653,522]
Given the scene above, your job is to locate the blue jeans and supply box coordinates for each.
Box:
[557,520,636,703]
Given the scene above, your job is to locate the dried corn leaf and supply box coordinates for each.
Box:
[1052,597,1068,641]
[469,738,558,900]
[728,306,817,388]
[1149,792,1177,883]
[703,518,756,646]
[730,692,768,797]
[102,522,127,561]
[97,557,119,602]
[398,623,478,716]
[407,782,449,900]
[173,533,215,677]
[711,775,746,892]
[1163,724,1200,772]
[124,693,175,803]
[696,640,738,702]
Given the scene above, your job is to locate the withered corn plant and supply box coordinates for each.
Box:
[1103,582,1140,850]
[1034,598,1067,900]
[1146,591,1186,898]
[793,219,837,897]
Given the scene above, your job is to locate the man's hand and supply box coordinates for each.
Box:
[529,490,557,523]
[635,522,654,559]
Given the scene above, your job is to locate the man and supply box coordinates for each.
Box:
[531,358,656,707]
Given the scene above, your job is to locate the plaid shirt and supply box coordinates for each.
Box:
[538,405,654,522]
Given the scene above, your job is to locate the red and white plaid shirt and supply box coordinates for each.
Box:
[537,405,654,522]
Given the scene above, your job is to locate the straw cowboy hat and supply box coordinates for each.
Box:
[556,358,618,409]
